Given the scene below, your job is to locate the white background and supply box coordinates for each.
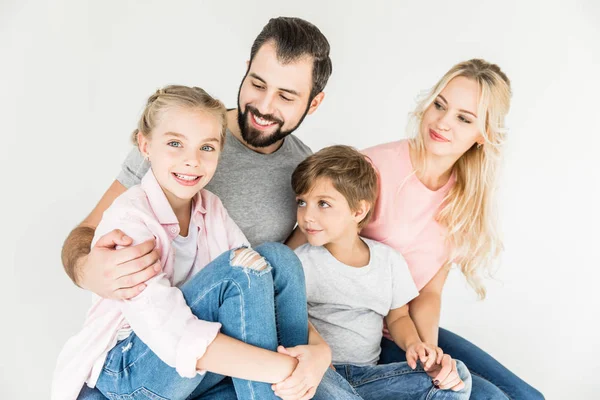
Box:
[2,1,599,399]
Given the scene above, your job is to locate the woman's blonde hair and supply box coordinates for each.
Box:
[131,85,227,148]
[409,59,512,299]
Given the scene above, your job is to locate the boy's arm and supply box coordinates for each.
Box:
[385,304,422,351]
[61,179,160,300]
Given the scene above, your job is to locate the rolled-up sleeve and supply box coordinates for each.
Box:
[121,275,221,377]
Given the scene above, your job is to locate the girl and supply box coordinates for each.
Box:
[52,85,359,400]
[361,59,544,399]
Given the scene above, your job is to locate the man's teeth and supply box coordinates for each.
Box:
[174,173,198,181]
[253,113,274,126]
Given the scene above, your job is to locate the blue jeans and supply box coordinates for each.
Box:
[380,328,545,399]
[79,242,359,400]
[334,360,471,400]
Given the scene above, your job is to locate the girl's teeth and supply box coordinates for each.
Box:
[175,173,198,181]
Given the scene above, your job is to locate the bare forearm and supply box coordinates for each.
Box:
[284,227,307,250]
[409,292,441,345]
[387,315,422,351]
[61,225,95,287]
[196,333,297,383]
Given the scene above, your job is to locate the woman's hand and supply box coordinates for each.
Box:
[426,353,466,392]
[271,343,332,400]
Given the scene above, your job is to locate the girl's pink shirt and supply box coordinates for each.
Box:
[361,140,455,291]
[52,169,248,400]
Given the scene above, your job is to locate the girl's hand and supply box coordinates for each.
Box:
[426,353,466,392]
[272,344,331,400]
[405,342,441,371]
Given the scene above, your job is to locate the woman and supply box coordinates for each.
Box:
[361,59,544,399]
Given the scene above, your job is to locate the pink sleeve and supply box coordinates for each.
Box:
[402,221,450,291]
[94,205,222,378]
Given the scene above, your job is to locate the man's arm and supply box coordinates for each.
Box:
[61,180,160,299]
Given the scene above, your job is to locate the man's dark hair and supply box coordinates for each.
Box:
[249,17,333,99]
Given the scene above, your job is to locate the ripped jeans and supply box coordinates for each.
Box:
[88,242,359,400]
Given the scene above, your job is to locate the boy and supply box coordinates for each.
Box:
[290,145,471,400]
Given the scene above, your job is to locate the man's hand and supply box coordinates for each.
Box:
[79,229,161,300]
[272,343,331,400]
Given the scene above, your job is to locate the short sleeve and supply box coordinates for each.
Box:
[117,147,150,189]
[388,248,420,310]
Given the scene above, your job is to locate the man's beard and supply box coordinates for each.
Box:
[237,97,311,148]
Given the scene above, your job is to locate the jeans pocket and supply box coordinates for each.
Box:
[106,387,169,400]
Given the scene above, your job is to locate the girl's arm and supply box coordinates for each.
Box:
[197,333,297,383]
[96,206,297,384]
[408,266,450,345]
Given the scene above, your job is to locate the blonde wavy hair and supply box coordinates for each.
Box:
[408,59,512,299]
[131,85,227,148]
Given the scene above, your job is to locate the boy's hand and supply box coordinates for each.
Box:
[272,344,331,400]
[426,354,466,392]
[405,342,442,371]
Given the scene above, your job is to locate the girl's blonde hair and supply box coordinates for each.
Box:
[131,85,227,148]
[408,59,511,299]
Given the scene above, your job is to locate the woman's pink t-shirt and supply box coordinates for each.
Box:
[361,140,455,290]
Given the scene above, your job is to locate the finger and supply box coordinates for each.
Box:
[114,261,160,291]
[95,229,132,248]
[299,386,317,400]
[439,359,459,387]
[275,381,309,398]
[406,351,417,370]
[424,346,437,370]
[417,345,427,365]
[277,345,292,356]
[114,238,156,265]
[439,375,462,390]
[433,354,452,384]
[113,283,147,300]
[273,374,303,391]
[115,249,161,279]
[435,347,444,364]
[450,380,465,392]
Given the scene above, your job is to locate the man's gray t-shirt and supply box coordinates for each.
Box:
[295,238,419,365]
[117,129,312,246]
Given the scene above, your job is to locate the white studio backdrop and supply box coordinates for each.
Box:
[2,1,599,399]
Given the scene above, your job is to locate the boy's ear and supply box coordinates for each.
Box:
[353,200,371,225]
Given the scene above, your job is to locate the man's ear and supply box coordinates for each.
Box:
[353,200,371,225]
[307,92,325,115]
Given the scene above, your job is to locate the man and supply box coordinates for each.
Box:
[63,17,361,400]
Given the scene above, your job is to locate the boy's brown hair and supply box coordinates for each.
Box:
[291,145,378,229]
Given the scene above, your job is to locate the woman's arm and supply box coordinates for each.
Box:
[408,266,450,346]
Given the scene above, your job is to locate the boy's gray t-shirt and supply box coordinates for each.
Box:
[295,238,419,365]
[117,129,312,246]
